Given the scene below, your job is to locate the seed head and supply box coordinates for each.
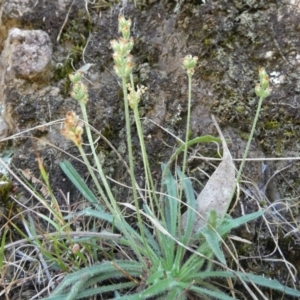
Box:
[255,68,272,98]
[61,111,84,147]
[183,55,198,76]
[69,71,83,84]
[70,82,88,104]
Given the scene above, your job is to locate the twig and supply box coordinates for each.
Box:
[57,0,76,42]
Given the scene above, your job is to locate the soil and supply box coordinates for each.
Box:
[1,0,300,299]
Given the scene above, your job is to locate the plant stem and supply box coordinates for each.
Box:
[129,75,160,216]
[79,101,145,265]
[181,72,193,189]
[120,76,147,256]
[236,95,264,183]
[79,102,115,209]
[122,78,140,208]
[177,72,193,239]
[77,144,111,210]
[232,94,265,199]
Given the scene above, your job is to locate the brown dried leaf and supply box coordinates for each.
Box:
[183,115,236,233]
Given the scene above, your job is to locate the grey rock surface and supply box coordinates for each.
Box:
[8,28,52,80]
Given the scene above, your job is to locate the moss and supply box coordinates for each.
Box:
[204,38,212,46]
[193,31,201,39]
[0,175,14,211]
[275,139,283,156]
[283,130,295,139]
[53,60,74,83]
[259,200,266,207]
[101,123,115,140]
[237,243,254,256]
[61,10,92,43]
[53,44,84,81]
[264,120,279,130]
[235,104,246,114]
[53,9,93,83]
[92,0,119,10]
[239,131,250,140]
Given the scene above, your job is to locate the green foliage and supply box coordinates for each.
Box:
[54,155,300,299]
[53,45,84,83]
[9,14,300,300]
[47,16,300,299]
[53,8,92,84]
[0,174,13,202]
[47,162,261,299]
[264,120,279,130]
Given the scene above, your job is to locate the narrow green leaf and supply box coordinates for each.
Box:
[45,282,136,300]
[0,227,8,269]
[36,213,62,231]
[207,209,218,228]
[160,164,178,267]
[189,284,236,300]
[236,271,300,297]
[176,168,196,245]
[60,160,105,211]
[201,221,226,265]
[219,210,264,235]
[167,287,186,300]
[141,278,178,299]
[79,208,149,257]
[187,270,300,297]
[166,136,222,169]
[50,260,142,298]
[161,163,178,236]
[142,223,161,256]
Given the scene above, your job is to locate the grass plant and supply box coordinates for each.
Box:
[44,16,300,299]
[2,14,300,300]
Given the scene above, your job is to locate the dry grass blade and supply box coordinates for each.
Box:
[184,115,235,232]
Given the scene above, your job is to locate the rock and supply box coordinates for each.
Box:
[0,114,8,140]
[7,28,52,81]
[0,28,52,139]
[1,0,36,18]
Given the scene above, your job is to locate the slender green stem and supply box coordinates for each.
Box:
[177,72,193,241]
[181,73,193,184]
[179,54,197,198]
[129,75,160,217]
[132,106,154,209]
[77,144,112,210]
[230,68,271,201]
[121,77,146,246]
[127,76,169,264]
[121,77,137,200]
[79,102,116,209]
[227,93,266,206]
[234,95,265,193]
[79,101,145,265]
